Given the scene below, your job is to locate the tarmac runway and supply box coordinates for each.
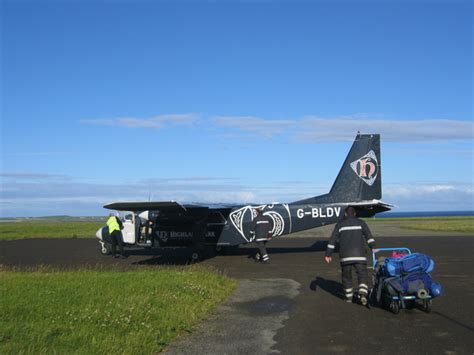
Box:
[1,233,473,354]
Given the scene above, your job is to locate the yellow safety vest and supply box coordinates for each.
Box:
[107,216,120,233]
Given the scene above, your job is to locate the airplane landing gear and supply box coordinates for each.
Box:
[99,241,111,255]
[191,251,200,263]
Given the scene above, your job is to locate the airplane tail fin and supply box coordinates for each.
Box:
[329,133,382,202]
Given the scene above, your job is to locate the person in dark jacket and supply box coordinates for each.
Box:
[325,206,376,305]
[251,208,274,263]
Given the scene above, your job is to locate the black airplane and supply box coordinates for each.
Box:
[96,133,392,260]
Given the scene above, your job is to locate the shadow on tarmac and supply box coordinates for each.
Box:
[432,311,474,332]
[310,277,344,300]
[131,240,329,266]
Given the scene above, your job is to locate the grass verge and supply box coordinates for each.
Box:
[369,216,474,233]
[0,221,103,240]
[1,217,472,240]
[0,266,237,354]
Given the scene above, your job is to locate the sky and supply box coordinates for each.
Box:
[1,0,473,217]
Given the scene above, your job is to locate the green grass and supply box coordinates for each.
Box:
[368,216,474,233]
[0,221,103,240]
[1,216,472,240]
[0,266,237,354]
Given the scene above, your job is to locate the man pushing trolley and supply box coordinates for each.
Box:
[325,206,376,305]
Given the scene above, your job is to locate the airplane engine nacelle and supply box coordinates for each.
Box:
[95,226,109,241]
[138,210,159,221]
[138,210,150,221]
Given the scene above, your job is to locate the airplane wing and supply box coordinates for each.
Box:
[103,201,242,218]
[103,201,209,213]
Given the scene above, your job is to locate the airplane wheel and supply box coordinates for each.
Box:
[191,252,200,262]
[100,242,111,255]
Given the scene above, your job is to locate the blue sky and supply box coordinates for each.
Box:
[1,0,473,217]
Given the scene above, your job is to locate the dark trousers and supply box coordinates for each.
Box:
[255,241,269,261]
[110,230,124,256]
[341,263,369,299]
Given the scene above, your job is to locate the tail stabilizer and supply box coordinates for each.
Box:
[292,133,382,205]
[329,133,381,202]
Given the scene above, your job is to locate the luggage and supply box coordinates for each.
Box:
[371,248,442,314]
[383,271,433,296]
[384,252,435,277]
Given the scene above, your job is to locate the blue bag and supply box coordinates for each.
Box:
[384,271,433,296]
[384,253,435,277]
[399,271,433,294]
[430,282,443,298]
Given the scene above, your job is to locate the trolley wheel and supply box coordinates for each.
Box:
[423,299,432,313]
[100,242,111,255]
[368,289,377,307]
[390,300,400,314]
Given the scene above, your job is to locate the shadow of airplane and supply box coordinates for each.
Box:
[131,240,330,266]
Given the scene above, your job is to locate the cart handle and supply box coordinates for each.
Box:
[372,247,412,266]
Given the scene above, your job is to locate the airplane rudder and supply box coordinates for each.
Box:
[329,134,382,202]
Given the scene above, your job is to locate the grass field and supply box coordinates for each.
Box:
[0,216,473,240]
[0,221,103,240]
[0,266,237,354]
[369,216,474,233]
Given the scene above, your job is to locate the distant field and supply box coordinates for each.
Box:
[369,216,474,234]
[0,216,472,240]
[0,221,103,240]
[0,266,237,354]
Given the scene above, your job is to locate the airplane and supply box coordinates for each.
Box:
[96,133,393,261]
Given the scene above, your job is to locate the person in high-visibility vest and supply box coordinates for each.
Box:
[106,213,125,258]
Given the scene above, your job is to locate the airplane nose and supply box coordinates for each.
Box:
[96,228,103,239]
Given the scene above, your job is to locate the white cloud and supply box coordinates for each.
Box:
[3,152,69,157]
[0,174,257,217]
[79,113,199,129]
[0,173,71,181]
[384,182,473,211]
[214,116,294,139]
[215,115,474,142]
[420,185,456,193]
[79,112,473,142]
[2,169,472,216]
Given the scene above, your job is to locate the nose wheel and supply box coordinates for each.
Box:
[99,241,111,255]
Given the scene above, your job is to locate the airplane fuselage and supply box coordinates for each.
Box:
[96,134,392,255]
[217,201,346,246]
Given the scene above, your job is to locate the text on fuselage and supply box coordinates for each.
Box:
[296,207,341,219]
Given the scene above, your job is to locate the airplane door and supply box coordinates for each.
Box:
[121,213,136,244]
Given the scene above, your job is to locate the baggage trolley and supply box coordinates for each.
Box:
[370,247,433,314]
